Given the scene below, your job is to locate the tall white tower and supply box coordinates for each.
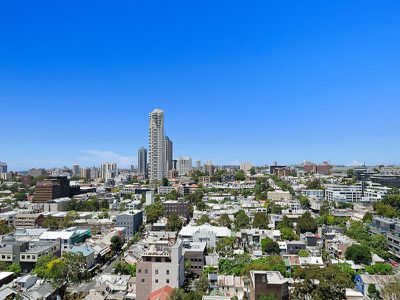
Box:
[148,108,165,183]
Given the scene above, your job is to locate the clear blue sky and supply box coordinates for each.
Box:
[1,1,400,170]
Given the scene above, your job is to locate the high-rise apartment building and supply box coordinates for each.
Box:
[0,162,7,174]
[177,157,192,176]
[195,160,201,171]
[138,147,148,178]
[148,109,165,183]
[204,161,215,175]
[80,167,91,179]
[164,135,173,174]
[100,163,117,180]
[72,164,80,176]
[240,162,253,173]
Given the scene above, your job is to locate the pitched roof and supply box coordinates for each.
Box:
[149,285,174,300]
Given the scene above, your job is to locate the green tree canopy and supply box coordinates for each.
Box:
[297,212,317,234]
[252,212,269,229]
[234,210,250,230]
[166,213,183,232]
[113,261,136,276]
[291,265,353,300]
[261,237,280,255]
[145,201,165,224]
[218,214,232,228]
[110,235,124,253]
[345,244,372,265]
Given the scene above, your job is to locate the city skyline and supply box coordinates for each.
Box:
[2,1,400,170]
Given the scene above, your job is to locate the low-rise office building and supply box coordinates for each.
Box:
[116,210,143,238]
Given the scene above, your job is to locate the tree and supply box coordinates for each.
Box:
[15,192,27,202]
[169,288,185,300]
[113,261,136,276]
[363,212,373,223]
[381,282,400,300]
[261,238,279,255]
[7,263,22,275]
[277,216,293,229]
[166,214,183,232]
[291,265,353,300]
[216,236,236,257]
[165,190,181,200]
[33,254,57,278]
[280,227,299,241]
[252,212,269,229]
[298,249,309,257]
[250,167,256,175]
[347,169,354,178]
[218,214,232,228]
[195,274,209,293]
[306,179,323,190]
[382,188,400,209]
[319,200,330,217]
[365,263,393,275]
[162,177,170,186]
[218,254,252,275]
[375,202,397,218]
[346,221,370,242]
[0,220,13,235]
[234,210,250,230]
[197,214,210,225]
[241,255,287,277]
[345,244,372,265]
[111,235,123,253]
[145,201,165,224]
[235,170,246,181]
[33,252,89,286]
[298,195,310,209]
[297,212,317,233]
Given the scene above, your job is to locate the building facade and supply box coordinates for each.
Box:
[136,240,185,300]
[177,157,192,176]
[164,136,173,174]
[149,109,165,183]
[138,147,148,178]
[115,210,143,238]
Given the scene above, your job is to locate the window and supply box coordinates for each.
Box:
[155,269,158,275]
[142,279,145,283]
[166,279,170,284]
[155,279,158,283]
[145,269,148,275]
[166,270,170,275]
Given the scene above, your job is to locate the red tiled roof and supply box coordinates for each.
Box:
[149,285,174,300]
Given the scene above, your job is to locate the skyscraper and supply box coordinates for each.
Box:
[177,157,192,176]
[148,108,165,183]
[204,161,215,175]
[164,135,173,174]
[138,147,148,178]
[0,162,7,174]
[196,160,201,171]
[100,162,117,180]
[72,164,80,176]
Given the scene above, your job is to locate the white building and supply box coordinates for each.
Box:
[177,157,192,176]
[100,162,117,180]
[240,162,252,173]
[178,223,231,248]
[149,109,165,183]
[325,183,390,203]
